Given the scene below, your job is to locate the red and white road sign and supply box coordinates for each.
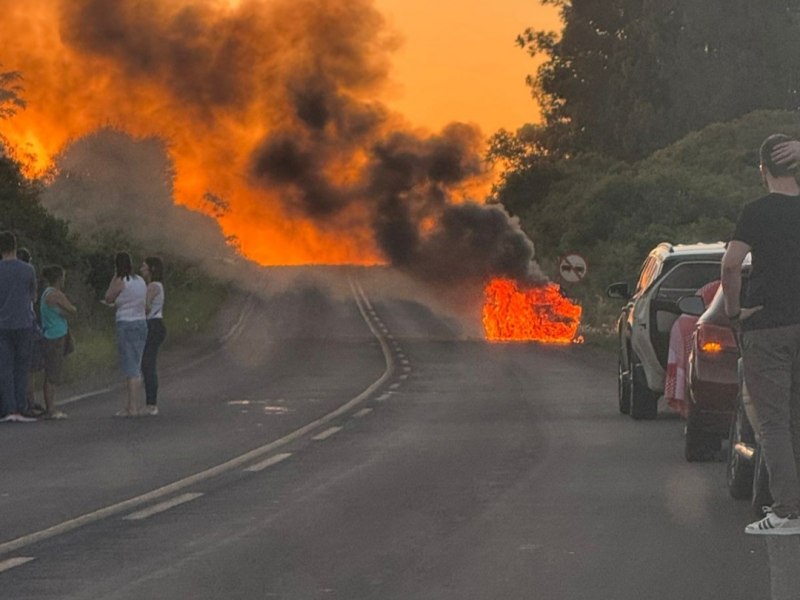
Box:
[559,254,588,283]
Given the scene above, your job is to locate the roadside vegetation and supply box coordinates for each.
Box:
[0,127,232,387]
[490,3,800,336]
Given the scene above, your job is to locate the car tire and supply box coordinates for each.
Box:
[726,402,754,498]
[618,350,631,415]
[685,403,721,462]
[629,356,658,420]
[751,444,773,517]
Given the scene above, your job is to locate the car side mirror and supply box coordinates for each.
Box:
[606,282,631,300]
[677,295,706,316]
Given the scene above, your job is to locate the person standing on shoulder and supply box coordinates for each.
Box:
[17,247,46,417]
[0,231,37,422]
[104,252,147,417]
[722,133,800,535]
[40,265,77,419]
[140,256,166,416]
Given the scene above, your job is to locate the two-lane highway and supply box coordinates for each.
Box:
[0,268,778,598]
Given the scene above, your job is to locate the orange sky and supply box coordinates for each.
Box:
[0,0,563,267]
[376,0,561,134]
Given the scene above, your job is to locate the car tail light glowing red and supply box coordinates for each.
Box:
[698,324,737,354]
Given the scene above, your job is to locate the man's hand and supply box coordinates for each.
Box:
[739,305,764,320]
[729,305,763,332]
[772,140,800,168]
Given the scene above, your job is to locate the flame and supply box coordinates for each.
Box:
[482,278,583,344]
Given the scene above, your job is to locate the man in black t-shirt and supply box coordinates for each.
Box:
[722,133,800,535]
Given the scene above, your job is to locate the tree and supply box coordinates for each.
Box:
[0,70,25,120]
[519,1,800,160]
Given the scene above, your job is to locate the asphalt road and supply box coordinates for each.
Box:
[0,268,788,599]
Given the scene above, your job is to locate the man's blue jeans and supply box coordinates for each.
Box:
[0,327,33,416]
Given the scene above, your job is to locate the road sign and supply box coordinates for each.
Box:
[559,253,588,283]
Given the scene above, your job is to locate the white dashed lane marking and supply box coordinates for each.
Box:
[389,383,401,390]
[122,493,204,521]
[0,557,35,574]
[312,426,343,441]
[244,453,292,473]
[354,408,373,418]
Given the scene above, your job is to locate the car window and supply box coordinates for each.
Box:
[634,257,659,296]
[655,262,722,302]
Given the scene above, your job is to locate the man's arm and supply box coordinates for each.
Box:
[721,240,751,318]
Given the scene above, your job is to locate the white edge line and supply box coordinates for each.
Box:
[244,452,292,473]
[123,493,204,521]
[0,279,393,557]
[312,426,343,441]
[58,387,115,406]
[0,556,35,573]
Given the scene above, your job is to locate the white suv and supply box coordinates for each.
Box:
[607,242,725,419]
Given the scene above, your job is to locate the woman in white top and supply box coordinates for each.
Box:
[104,252,147,416]
[140,256,166,416]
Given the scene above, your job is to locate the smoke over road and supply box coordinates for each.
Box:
[1,0,545,287]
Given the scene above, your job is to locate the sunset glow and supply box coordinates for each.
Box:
[0,0,559,267]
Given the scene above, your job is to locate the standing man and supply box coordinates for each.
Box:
[0,231,37,422]
[722,133,800,534]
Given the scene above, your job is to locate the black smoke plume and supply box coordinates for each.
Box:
[52,0,544,286]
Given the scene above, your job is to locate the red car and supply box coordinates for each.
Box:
[672,281,740,461]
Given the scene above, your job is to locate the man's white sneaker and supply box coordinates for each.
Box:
[745,510,800,535]
[145,406,159,416]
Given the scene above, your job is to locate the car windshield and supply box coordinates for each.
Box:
[655,261,722,302]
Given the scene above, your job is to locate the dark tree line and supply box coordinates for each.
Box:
[518,0,800,161]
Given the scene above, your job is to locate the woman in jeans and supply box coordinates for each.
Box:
[104,252,147,417]
[140,256,166,416]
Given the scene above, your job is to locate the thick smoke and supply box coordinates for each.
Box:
[11,0,546,286]
[41,128,242,277]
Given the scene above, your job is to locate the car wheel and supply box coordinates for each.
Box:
[751,443,773,517]
[684,403,721,462]
[618,351,631,415]
[629,355,658,420]
[726,401,754,498]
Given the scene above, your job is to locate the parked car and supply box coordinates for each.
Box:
[607,242,726,420]
[675,282,740,461]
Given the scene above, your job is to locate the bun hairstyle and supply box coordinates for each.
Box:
[115,252,133,280]
[16,247,31,263]
[144,256,164,282]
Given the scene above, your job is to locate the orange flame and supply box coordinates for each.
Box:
[482,278,583,344]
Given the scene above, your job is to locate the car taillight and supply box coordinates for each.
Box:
[698,324,737,354]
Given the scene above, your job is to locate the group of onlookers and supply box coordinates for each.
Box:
[104,251,166,417]
[0,231,166,421]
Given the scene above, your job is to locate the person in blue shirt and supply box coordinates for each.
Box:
[40,264,77,419]
[0,231,37,422]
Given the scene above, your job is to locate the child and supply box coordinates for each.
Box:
[40,265,77,419]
